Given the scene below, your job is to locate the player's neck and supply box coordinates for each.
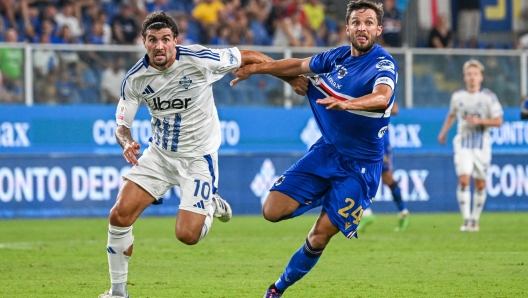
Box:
[466,85,480,93]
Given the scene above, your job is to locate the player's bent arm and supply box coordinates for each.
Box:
[438,113,456,145]
[316,84,393,111]
[116,125,141,165]
[480,116,503,127]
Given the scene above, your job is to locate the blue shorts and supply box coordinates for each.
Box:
[270,142,382,239]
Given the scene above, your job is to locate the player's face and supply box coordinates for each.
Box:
[143,28,177,70]
[346,8,382,54]
[463,66,483,90]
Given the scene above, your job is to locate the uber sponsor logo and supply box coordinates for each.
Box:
[0,122,30,147]
[149,97,193,110]
[376,169,429,201]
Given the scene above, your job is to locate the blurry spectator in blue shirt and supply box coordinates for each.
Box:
[55,67,76,104]
[111,2,138,44]
[380,0,402,47]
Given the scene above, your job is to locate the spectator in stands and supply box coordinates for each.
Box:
[427,14,453,48]
[227,9,253,45]
[173,12,199,45]
[456,0,481,48]
[0,0,17,30]
[54,1,83,38]
[111,2,139,44]
[55,67,76,103]
[33,34,59,78]
[0,28,23,88]
[210,25,231,45]
[303,0,325,31]
[515,8,528,50]
[192,0,225,43]
[145,0,170,13]
[380,0,402,47]
[246,0,272,45]
[272,8,314,47]
[100,57,126,104]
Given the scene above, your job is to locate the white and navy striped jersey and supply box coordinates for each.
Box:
[449,88,503,150]
[116,45,241,156]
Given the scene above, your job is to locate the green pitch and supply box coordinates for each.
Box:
[0,213,527,297]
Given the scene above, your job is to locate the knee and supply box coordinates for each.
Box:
[307,232,332,249]
[458,180,470,189]
[262,207,283,223]
[175,230,200,246]
[109,206,134,227]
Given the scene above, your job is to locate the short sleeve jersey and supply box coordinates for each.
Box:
[449,88,503,150]
[116,45,242,157]
[308,44,398,162]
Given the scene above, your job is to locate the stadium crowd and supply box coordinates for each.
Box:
[0,0,526,105]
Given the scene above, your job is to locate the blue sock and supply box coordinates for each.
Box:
[390,182,406,211]
[275,238,324,291]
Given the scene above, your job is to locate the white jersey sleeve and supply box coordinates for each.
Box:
[485,89,503,119]
[116,60,149,128]
[177,44,241,84]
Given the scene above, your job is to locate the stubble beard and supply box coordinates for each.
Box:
[350,35,376,53]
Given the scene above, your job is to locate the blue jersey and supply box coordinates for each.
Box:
[308,44,398,162]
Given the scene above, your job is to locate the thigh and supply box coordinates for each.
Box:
[323,160,382,239]
[110,179,156,226]
[177,153,218,217]
[472,149,491,180]
[269,145,334,216]
[454,149,474,177]
[123,146,177,202]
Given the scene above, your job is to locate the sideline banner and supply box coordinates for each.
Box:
[0,153,526,218]
[0,105,527,155]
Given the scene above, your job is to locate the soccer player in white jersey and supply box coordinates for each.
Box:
[438,59,503,232]
[99,12,308,298]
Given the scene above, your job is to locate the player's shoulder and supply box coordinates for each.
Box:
[177,44,223,62]
[123,56,149,83]
[452,89,467,98]
[480,88,498,98]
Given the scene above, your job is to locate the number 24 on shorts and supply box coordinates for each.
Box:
[338,198,364,228]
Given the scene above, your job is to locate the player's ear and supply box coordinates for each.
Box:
[345,25,351,36]
[376,26,382,37]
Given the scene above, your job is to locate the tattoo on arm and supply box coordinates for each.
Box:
[115,125,133,149]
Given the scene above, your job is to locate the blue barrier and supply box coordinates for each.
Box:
[0,153,526,218]
[1,105,527,155]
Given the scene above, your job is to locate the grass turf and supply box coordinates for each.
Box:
[0,213,527,297]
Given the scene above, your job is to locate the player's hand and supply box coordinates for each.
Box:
[438,133,446,146]
[316,97,348,110]
[288,75,309,96]
[123,141,141,166]
[465,115,481,125]
[230,64,254,86]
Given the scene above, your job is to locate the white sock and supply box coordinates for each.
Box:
[471,189,487,223]
[107,225,134,296]
[457,185,471,221]
[362,207,373,217]
[199,204,214,241]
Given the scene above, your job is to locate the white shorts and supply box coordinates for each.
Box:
[453,148,490,180]
[123,145,218,216]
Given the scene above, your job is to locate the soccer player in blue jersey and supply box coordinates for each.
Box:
[231,1,398,296]
[359,101,410,232]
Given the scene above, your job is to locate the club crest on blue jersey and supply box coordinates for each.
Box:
[376,60,395,74]
[337,66,348,79]
[179,76,192,89]
[274,175,285,186]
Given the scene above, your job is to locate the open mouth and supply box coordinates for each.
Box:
[357,36,368,42]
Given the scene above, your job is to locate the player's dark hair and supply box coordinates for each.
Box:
[141,11,179,38]
[345,0,384,26]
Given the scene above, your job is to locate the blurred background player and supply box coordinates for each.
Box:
[438,59,503,232]
[358,101,410,232]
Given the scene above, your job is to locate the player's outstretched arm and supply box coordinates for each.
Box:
[465,115,503,127]
[116,125,141,166]
[231,56,312,85]
[236,50,310,95]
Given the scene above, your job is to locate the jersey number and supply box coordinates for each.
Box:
[193,179,211,200]
[338,198,364,225]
